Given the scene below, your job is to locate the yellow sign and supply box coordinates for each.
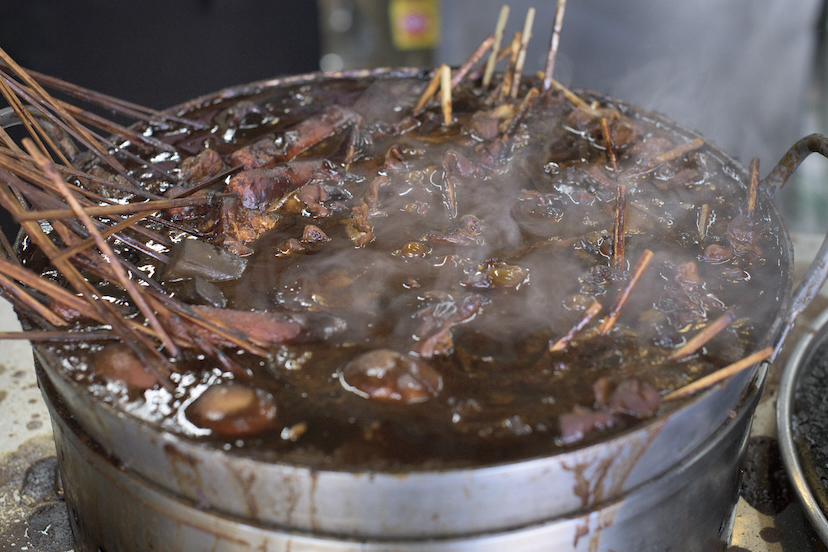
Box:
[389,0,441,51]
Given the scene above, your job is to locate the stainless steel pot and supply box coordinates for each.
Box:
[16,69,828,551]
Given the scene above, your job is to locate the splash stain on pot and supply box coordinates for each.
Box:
[227,465,259,518]
[568,421,664,549]
[163,442,208,508]
[309,469,319,531]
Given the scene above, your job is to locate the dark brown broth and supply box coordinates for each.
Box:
[27,73,786,469]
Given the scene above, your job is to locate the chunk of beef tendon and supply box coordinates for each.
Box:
[163,187,216,221]
[229,105,359,169]
[726,215,764,256]
[558,405,617,444]
[160,305,303,349]
[179,148,227,184]
[215,196,278,247]
[592,377,661,418]
[225,159,339,211]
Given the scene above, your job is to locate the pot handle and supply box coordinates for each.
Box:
[761,133,828,357]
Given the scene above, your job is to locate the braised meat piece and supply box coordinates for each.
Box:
[340,349,442,404]
[230,105,359,169]
[225,159,338,211]
[179,148,227,183]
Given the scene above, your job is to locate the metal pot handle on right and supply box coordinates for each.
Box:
[762,133,828,357]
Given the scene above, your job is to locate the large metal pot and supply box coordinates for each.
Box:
[16,69,828,551]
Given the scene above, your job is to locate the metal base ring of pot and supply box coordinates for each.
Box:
[42,362,766,552]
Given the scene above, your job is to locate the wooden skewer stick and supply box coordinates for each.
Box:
[747,157,759,218]
[663,346,774,401]
[0,61,206,129]
[0,168,175,386]
[0,66,133,179]
[498,32,522,104]
[501,87,540,139]
[669,312,737,360]
[451,34,495,89]
[0,225,16,260]
[443,163,458,219]
[52,212,156,264]
[0,272,67,327]
[655,138,704,166]
[543,76,592,110]
[15,195,214,222]
[543,0,568,91]
[23,140,179,356]
[483,5,511,87]
[58,100,176,153]
[600,117,618,171]
[0,77,66,167]
[441,64,453,126]
[549,300,602,352]
[612,183,627,270]
[698,203,711,239]
[599,249,654,335]
[0,331,120,341]
[510,8,536,98]
[414,69,442,114]
[0,256,95,318]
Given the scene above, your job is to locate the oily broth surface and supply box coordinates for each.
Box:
[23,74,787,469]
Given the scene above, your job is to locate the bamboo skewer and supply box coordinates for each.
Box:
[501,87,539,139]
[414,69,443,114]
[0,145,165,201]
[451,35,495,89]
[0,226,16,260]
[698,203,711,239]
[15,195,214,222]
[600,118,618,171]
[549,300,602,352]
[0,331,121,342]
[599,249,654,335]
[668,312,737,360]
[747,157,759,218]
[655,138,704,166]
[24,140,179,356]
[483,5,511,87]
[441,65,453,126]
[612,183,627,270]
[0,256,95,318]
[0,169,175,385]
[52,212,155,263]
[545,76,591,110]
[0,78,66,167]
[497,32,522,104]
[543,0,568,91]
[663,347,774,401]
[0,61,205,129]
[0,272,68,327]
[510,8,536,98]
[57,100,177,153]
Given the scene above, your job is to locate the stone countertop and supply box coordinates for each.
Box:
[2,235,828,552]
